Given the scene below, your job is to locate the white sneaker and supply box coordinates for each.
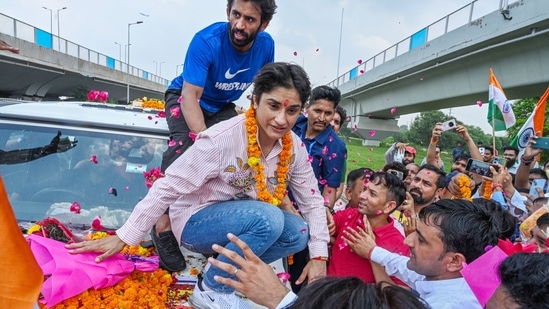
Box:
[189,281,252,309]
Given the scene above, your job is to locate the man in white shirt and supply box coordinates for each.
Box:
[343,198,511,309]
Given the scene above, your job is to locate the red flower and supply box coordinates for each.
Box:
[70,202,81,214]
[92,217,104,231]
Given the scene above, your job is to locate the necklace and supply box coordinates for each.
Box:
[245,107,292,206]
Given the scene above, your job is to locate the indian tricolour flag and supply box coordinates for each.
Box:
[487,68,516,131]
[510,86,549,153]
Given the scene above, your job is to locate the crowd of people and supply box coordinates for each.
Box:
[67,0,549,308]
[2,0,549,308]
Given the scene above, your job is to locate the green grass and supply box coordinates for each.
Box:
[344,138,453,174]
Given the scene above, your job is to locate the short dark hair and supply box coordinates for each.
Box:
[419,199,503,263]
[530,168,549,180]
[502,146,519,156]
[335,105,347,127]
[383,161,408,180]
[309,86,341,108]
[369,172,407,208]
[484,146,494,154]
[287,276,429,309]
[453,153,471,163]
[346,168,374,190]
[227,0,277,24]
[498,253,549,308]
[537,212,549,228]
[473,198,517,241]
[417,164,446,189]
[252,62,311,108]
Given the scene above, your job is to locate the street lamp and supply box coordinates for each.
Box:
[176,64,183,76]
[114,42,122,61]
[126,21,143,103]
[42,7,53,34]
[56,7,67,50]
[158,61,165,77]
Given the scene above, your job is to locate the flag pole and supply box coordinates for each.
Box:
[492,105,496,152]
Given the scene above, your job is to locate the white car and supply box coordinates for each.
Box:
[0,101,169,230]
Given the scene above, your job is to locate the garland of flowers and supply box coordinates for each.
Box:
[453,175,472,201]
[245,107,292,206]
[37,232,173,309]
[483,179,493,200]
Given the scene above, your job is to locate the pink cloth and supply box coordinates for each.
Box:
[460,246,507,307]
[28,235,158,308]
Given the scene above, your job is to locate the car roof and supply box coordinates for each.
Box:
[0,101,168,135]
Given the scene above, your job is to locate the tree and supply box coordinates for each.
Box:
[406,110,451,147]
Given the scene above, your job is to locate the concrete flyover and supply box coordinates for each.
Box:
[0,14,168,102]
[332,0,549,145]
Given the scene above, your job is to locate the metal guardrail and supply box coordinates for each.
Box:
[328,0,517,88]
[0,12,169,87]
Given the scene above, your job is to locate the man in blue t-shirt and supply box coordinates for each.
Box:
[288,86,347,293]
[153,0,277,274]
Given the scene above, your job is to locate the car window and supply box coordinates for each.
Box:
[0,123,167,229]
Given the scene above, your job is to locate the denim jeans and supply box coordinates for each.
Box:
[181,200,309,293]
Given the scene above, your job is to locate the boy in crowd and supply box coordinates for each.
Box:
[328,172,409,285]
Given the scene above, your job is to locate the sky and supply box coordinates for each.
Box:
[0,0,506,134]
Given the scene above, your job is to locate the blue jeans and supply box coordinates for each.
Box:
[181,200,309,293]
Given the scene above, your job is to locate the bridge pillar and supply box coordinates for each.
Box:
[353,117,400,145]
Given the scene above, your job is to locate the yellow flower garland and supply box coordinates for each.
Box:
[453,175,472,201]
[483,180,493,200]
[39,232,173,309]
[245,107,292,206]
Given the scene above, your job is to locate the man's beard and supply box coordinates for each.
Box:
[230,27,258,48]
[403,158,414,165]
[506,159,515,169]
[409,188,433,205]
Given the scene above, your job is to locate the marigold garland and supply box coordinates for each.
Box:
[245,107,292,206]
[483,179,493,200]
[38,232,173,309]
[453,175,472,201]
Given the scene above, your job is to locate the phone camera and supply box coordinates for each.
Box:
[448,121,455,127]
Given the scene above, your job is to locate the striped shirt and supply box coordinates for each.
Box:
[116,114,330,257]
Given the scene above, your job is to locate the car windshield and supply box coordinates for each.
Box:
[0,122,167,230]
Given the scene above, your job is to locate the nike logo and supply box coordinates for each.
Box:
[225,68,250,79]
[207,294,215,302]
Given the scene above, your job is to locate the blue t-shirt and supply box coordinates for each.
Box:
[168,22,275,113]
[291,114,347,190]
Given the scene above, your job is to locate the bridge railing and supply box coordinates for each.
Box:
[0,12,169,87]
[328,0,516,88]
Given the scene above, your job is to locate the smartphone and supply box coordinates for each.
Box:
[492,157,508,167]
[387,170,404,180]
[441,119,457,131]
[532,137,549,150]
[479,147,485,156]
[529,179,548,199]
[466,158,493,178]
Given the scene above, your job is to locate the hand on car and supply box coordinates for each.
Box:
[66,235,126,262]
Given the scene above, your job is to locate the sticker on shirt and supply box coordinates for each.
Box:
[225,157,254,199]
[268,154,295,185]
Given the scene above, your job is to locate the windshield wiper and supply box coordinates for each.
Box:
[0,130,78,165]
